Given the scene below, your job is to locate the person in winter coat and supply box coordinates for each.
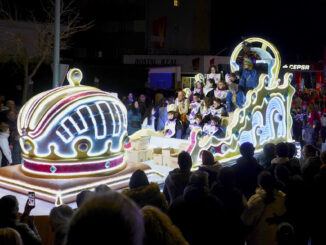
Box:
[127,101,142,135]
[163,151,192,205]
[157,99,168,131]
[238,58,258,95]
[141,206,189,245]
[241,171,286,245]
[232,142,263,199]
[122,170,169,213]
[141,106,156,131]
[0,195,41,245]
[0,122,12,166]
[210,167,246,245]
[197,150,222,188]
[169,171,225,245]
[225,81,245,112]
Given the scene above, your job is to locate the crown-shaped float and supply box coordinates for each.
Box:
[17,68,128,176]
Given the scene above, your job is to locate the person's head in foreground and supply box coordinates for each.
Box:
[0,228,22,245]
[65,192,144,245]
[0,195,19,225]
[141,206,188,245]
[240,142,255,158]
[49,205,74,231]
[129,169,149,189]
[258,171,276,204]
[177,151,192,172]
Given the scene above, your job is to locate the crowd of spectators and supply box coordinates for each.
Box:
[123,41,260,139]
[0,141,324,245]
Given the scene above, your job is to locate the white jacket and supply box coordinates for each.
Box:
[0,132,12,165]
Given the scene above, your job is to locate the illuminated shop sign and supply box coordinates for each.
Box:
[282,64,310,70]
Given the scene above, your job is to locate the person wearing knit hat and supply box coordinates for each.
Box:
[162,104,183,139]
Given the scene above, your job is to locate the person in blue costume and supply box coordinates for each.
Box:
[238,58,258,95]
[225,82,246,112]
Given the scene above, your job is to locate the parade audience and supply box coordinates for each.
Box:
[197,150,222,188]
[141,206,188,245]
[241,171,286,245]
[0,195,41,245]
[232,142,263,199]
[163,151,192,205]
[65,192,144,245]
[169,171,225,245]
[127,101,142,135]
[122,169,169,213]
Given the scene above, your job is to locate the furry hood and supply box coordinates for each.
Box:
[271,157,289,165]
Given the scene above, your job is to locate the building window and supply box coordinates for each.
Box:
[173,0,179,7]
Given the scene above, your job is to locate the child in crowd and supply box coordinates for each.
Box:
[187,93,201,124]
[193,74,204,98]
[208,98,226,119]
[203,117,224,138]
[163,104,183,139]
[214,80,229,102]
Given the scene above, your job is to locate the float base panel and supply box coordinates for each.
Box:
[0,162,154,205]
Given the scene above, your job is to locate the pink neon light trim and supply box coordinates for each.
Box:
[23,156,124,174]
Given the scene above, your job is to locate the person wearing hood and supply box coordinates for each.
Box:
[163,151,192,205]
[122,169,169,213]
[197,150,222,188]
[169,171,225,245]
[0,122,12,166]
[241,171,286,245]
[232,142,263,199]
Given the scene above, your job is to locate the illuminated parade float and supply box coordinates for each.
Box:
[0,68,162,205]
[130,37,295,165]
[0,37,295,205]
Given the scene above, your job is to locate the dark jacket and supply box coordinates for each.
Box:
[232,156,263,199]
[169,184,225,245]
[198,163,222,188]
[163,168,191,205]
[0,220,41,245]
[211,184,246,245]
[122,183,169,213]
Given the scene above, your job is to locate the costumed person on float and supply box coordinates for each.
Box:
[192,74,204,98]
[203,117,224,138]
[163,104,183,139]
[225,81,245,112]
[185,114,203,139]
[187,93,201,124]
[208,98,226,119]
[175,90,190,123]
[203,79,215,99]
[238,58,258,95]
[206,64,220,84]
[214,80,229,102]
[236,41,261,70]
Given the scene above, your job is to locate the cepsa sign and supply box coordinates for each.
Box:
[282,64,310,70]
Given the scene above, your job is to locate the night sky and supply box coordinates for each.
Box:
[211,0,326,63]
[5,0,326,63]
